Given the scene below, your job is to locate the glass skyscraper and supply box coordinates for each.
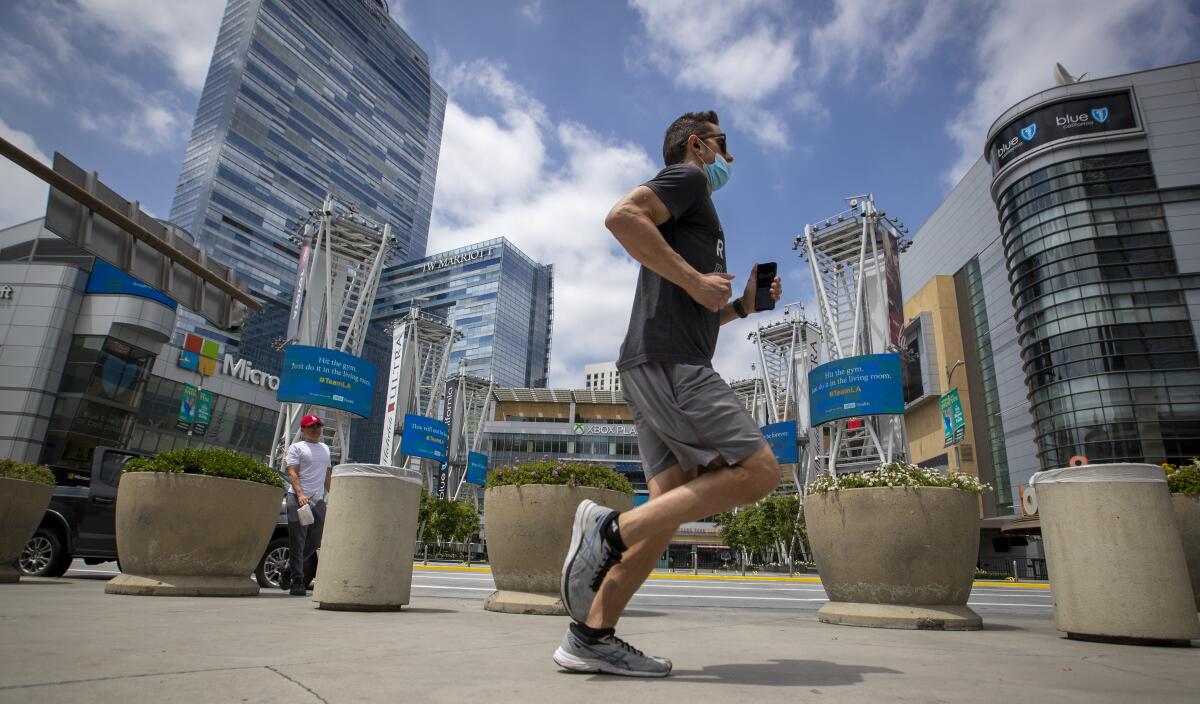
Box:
[347,237,554,461]
[169,0,446,373]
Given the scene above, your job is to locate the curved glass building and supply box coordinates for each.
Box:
[986,64,1200,470]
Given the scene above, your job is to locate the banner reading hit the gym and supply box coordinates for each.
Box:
[808,353,904,426]
[762,420,799,464]
[940,388,966,448]
[400,414,449,463]
[277,345,375,418]
[466,451,489,486]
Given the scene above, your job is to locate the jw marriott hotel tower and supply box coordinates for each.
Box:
[169,0,446,373]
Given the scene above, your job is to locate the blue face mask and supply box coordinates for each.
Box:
[699,138,731,191]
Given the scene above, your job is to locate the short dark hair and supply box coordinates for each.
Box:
[662,111,720,166]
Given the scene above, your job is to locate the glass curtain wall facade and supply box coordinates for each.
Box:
[997,151,1200,467]
[348,238,554,461]
[169,0,446,373]
[41,336,155,470]
[128,375,276,460]
[371,238,553,387]
[957,259,1013,508]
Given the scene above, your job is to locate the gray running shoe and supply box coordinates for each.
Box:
[553,627,672,677]
[561,500,621,623]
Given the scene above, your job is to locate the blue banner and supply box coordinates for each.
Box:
[466,451,489,485]
[762,420,799,464]
[808,353,905,426]
[277,345,376,418]
[401,414,449,463]
[86,260,177,310]
[633,493,649,507]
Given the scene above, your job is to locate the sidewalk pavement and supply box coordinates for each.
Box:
[1,576,1196,704]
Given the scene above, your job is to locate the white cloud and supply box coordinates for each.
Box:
[77,90,194,155]
[429,60,798,386]
[74,0,226,92]
[811,0,954,95]
[521,0,544,24]
[0,118,50,227]
[0,39,55,105]
[0,1,201,155]
[429,65,657,386]
[628,0,801,148]
[942,0,1199,186]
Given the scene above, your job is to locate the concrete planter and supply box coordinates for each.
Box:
[1169,493,1199,612]
[483,484,632,615]
[806,486,982,630]
[1035,463,1199,645]
[315,464,423,611]
[105,473,282,596]
[0,478,54,584]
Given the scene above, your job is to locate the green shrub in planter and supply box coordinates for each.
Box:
[0,459,54,485]
[125,448,284,488]
[485,459,633,494]
[1162,459,1200,494]
[806,461,991,495]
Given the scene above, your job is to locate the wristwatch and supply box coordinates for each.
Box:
[732,299,749,318]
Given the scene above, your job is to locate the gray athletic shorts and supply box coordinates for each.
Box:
[621,361,767,480]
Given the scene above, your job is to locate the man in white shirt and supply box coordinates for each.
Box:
[282,414,332,596]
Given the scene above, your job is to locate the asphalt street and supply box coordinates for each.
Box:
[64,560,1055,619]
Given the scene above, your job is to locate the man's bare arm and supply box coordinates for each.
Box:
[287,464,307,506]
[605,186,732,312]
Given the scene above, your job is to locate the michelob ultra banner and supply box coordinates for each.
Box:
[176,383,198,431]
[940,388,966,448]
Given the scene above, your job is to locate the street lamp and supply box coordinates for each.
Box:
[946,359,965,388]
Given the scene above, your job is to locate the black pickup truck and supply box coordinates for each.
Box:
[18,446,305,588]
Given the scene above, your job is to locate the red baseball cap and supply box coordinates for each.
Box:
[300,414,323,428]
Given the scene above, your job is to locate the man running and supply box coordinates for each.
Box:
[554,111,783,677]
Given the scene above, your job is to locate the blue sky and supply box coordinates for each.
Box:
[1,0,1197,386]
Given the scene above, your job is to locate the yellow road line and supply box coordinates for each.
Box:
[410,565,1051,589]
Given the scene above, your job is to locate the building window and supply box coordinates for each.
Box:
[996,150,1200,468]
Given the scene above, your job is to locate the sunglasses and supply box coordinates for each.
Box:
[694,132,727,153]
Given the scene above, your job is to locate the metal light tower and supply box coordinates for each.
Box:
[270,195,395,469]
[377,306,461,490]
[747,304,823,490]
[729,376,770,426]
[795,194,912,474]
[448,366,495,500]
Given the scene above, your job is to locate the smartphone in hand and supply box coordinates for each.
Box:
[754,262,777,311]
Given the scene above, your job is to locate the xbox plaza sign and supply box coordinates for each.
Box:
[574,422,637,436]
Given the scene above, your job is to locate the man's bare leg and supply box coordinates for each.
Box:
[585,444,780,629]
[585,465,696,629]
[616,444,780,548]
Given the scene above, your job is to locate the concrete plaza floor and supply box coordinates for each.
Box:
[0,576,1197,703]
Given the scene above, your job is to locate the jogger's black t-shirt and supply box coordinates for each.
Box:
[617,164,727,370]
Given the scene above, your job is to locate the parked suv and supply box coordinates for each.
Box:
[19,447,145,577]
[18,446,309,587]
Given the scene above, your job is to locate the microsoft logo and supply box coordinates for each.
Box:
[178,333,221,376]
